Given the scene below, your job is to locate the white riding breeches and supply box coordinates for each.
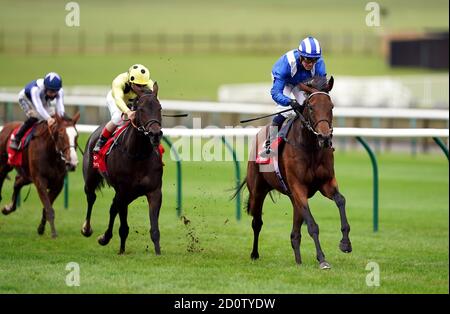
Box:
[18,90,54,119]
[106,90,125,126]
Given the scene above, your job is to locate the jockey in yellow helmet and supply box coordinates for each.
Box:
[93,64,154,152]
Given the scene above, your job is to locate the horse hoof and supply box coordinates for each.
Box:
[250,252,259,260]
[118,249,125,255]
[339,240,352,253]
[2,205,12,215]
[97,234,110,246]
[51,233,58,239]
[81,226,93,237]
[37,225,45,235]
[319,261,331,270]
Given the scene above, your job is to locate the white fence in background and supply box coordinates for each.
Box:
[218,74,450,108]
[0,92,448,121]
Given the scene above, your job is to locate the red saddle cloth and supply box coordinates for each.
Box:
[7,126,34,167]
[256,137,283,165]
[93,124,165,173]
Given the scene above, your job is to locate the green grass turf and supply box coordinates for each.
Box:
[0,133,448,293]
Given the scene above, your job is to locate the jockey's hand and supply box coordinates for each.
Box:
[47,117,56,127]
[289,99,304,112]
[126,110,136,121]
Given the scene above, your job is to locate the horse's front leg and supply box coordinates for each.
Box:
[147,187,162,255]
[97,194,120,247]
[288,196,304,265]
[38,184,64,236]
[2,174,30,215]
[34,177,57,238]
[0,163,13,205]
[118,202,130,255]
[290,184,330,269]
[320,179,352,253]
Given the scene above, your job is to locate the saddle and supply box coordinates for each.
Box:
[93,123,130,173]
[93,123,165,174]
[255,117,297,194]
[7,125,37,167]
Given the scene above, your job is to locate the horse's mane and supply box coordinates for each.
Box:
[302,76,328,92]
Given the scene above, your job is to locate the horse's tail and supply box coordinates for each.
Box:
[230,177,247,201]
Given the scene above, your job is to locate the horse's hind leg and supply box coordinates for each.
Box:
[81,172,102,237]
[248,187,269,260]
[147,187,162,255]
[320,179,352,253]
[2,174,29,215]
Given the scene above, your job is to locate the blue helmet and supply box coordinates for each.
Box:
[44,72,62,91]
[298,36,322,59]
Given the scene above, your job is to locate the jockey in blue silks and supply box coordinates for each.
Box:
[259,36,327,158]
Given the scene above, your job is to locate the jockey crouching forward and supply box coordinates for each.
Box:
[93,64,155,153]
[10,72,65,150]
[259,36,327,159]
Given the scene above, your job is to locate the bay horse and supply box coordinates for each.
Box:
[81,82,164,255]
[235,76,351,269]
[0,113,80,237]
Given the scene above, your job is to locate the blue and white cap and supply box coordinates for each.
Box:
[298,36,322,58]
[44,72,62,91]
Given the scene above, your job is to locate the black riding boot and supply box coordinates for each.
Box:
[9,117,38,150]
[93,136,108,153]
[259,120,283,158]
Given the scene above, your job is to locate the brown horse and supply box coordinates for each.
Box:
[235,76,351,269]
[81,82,164,255]
[0,113,80,237]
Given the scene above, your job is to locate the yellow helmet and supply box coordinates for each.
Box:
[127,64,150,85]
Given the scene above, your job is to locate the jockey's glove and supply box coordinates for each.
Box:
[289,99,304,112]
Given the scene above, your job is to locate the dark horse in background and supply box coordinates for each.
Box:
[0,113,80,237]
[81,82,164,255]
[235,76,351,269]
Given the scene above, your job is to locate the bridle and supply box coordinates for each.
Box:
[47,123,77,163]
[299,91,333,136]
[129,93,162,137]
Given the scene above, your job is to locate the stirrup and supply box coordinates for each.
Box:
[9,140,21,150]
[93,138,107,153]
[258,140,274,158]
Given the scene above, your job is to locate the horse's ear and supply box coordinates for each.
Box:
[72,111,80,124]
[153,81,159,98]
[326,76,334,92]
[299,83,316,94]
